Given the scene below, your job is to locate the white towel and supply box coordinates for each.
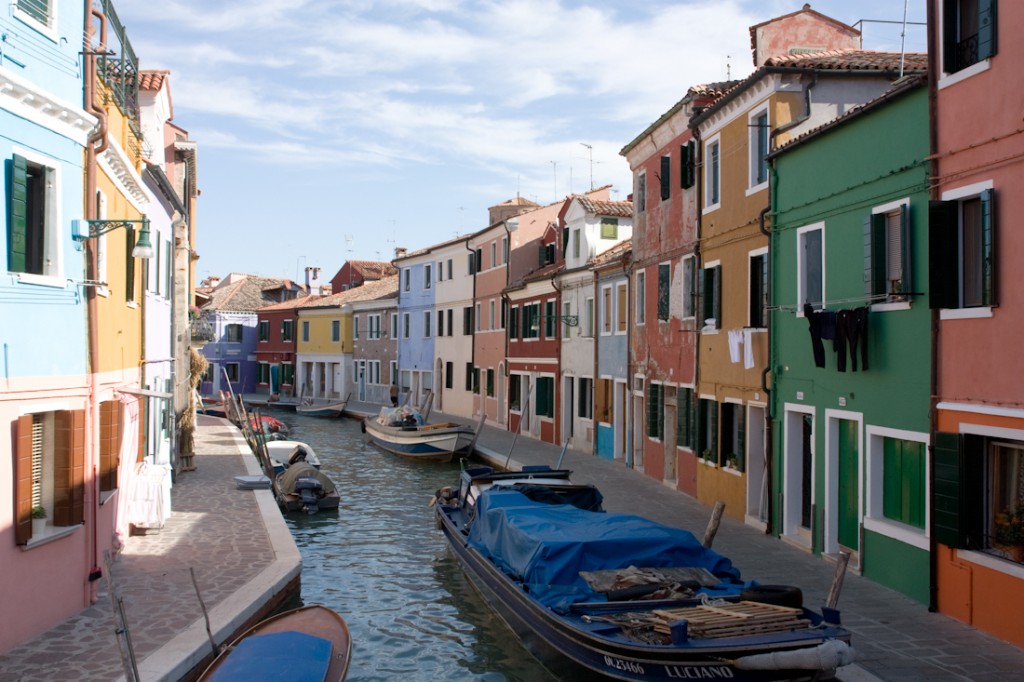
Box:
[728,330,742,363]
[743,328,755,369]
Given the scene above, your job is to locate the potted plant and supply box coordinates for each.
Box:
[727,454,739,470]
[996,506,1024,563]
[31,505,46,535]
[701,449,713,465]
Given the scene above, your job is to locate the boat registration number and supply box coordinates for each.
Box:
[603,655,645,675]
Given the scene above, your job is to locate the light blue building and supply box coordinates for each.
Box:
[593,242,632,461]
[394,248,438,408]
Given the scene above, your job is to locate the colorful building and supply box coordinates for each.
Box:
[350,276,399,405]
[255,295,314,399]
[592,240,632,462]
[427,236,475,417]
[928,0,1024,647]
[394,246,438,408]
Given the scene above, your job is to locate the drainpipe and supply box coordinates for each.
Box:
[925,0,940,615]
[769,72,818,147]
[464,238,478,416]
[83,1,110,603]
[692,127,703,476]
[759,204,774,533]
[549,265,562,445]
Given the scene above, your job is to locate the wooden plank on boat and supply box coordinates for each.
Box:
[651,600,808,639]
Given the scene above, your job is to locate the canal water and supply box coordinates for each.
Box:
[273,411,557,682]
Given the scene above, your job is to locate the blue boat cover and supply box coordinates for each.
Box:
[208,631,332,682]
[467,489,743,608]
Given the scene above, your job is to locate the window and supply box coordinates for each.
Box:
[124,226,138,303]
[446,308,453,336]
[636,270,646,325]
[486,369,495,397]
[475,303,482,332]
[257,362,270,385]
[600,218,618,240]
[601,286,612,334]
[660,154,671,201]
[578,378,593,419]
[226,324,243,342]
[942,0,997,74]
[437,309,445,337]
[615,283,627,333]
[523,303,540,339]
[749,251,768,328]
[476,248,483,272]
[403,268,410,291]
[646,383,664,440]
[509,306,519,340]
[562,301,572,332]
[301,320,310,342]
[258,321,269,341]
[332,320,341,342]
[13,410,86,545]
[463,306,473,335]
[424,311,432,337]
[490,242,496,269]
[468,252,476,275]
[797,224,824,310]
[500,299,507,329]
[930,189,996,309]
[402,313,410,339]
[225,362,240,382]
[390,313,398,339]
[636,172,647,213]
[545,300,556,338]
[676,387,695,450]
[368,360,382,384]
[502,237,508,264]
[472,367,481,394]
[538,242,555,266]
[584,297,594,337]
[704,136,721,209]
[700,265,722,328]
[698,398,719,459]
[749,108,769,189]
[281,362,294,386]
[657,263,670,321]
[536,377,554,418]
[446,258,453,279]
[573,229,581,259]
[8,153,60,278]
[15,0,53,27]
[445,362,453,389]
[282,319,294,341]
[866,203,912,303]
[424,264,432,288]
[438,261,443,281]
[720,403,745,470]
[681,256,695,319]
[680,139,696,189]
[596,379,612,423]
[882,437,925,528]
[389,360,397,386]
[368,314,381,340]
[509,374,522,411]
[489,300,496,331]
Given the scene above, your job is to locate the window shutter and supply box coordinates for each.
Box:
[977,0,997,61]
[709,400,719,459]
[99,400,122,491]
[864,213,886,297]
[933,432,965,548]
[928,200,959,308]
[9,154,29,272]
[697,267,706,323]
[980,189,996,306]
[736,407,746,471]
[712,266,722,322]
[897,204,912,296]
[660,155,671,200]
[14,414,33,545]
[54,409,86,526]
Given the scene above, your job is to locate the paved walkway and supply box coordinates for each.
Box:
[347,399,1024,682]
[0,415,299,682]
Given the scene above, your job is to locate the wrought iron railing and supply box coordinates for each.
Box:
[93,0,139,123]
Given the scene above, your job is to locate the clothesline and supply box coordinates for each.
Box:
[769,292,913,312]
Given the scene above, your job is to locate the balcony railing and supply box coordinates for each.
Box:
[93,0,139,123]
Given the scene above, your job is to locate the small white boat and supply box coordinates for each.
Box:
[362,407,482,463]
[265,440,322,474]
[296,399,348,418]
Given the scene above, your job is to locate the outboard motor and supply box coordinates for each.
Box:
[294,476,324,514]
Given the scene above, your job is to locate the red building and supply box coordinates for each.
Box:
[329,259,397,294]
[255,296,318,398]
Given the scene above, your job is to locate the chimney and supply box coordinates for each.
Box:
[305,265,322,292]
[394,246,408,259]
[207,275,221,288]
[488,196,539,226]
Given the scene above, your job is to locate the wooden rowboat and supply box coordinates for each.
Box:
[198,604,351,681]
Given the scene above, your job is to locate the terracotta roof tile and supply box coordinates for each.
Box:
[592,240,632,267]
[139,70,170,91]
[348,260,397,279]
[573,196,633,218]
[762,49,927,72]
[203,275,303,312]
[305,275,398,308]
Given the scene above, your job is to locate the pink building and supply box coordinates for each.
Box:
[928,0,1024,648]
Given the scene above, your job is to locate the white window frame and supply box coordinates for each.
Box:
[748,246,769,329]
[747,104,770,195]
[863,424,931,552]
[796,222,825,315]
[703,133,722,213]
[584,296,595,337]
[600,284,613,336]
[615,281,628,335]
[11,147,64,286]
[681,255,695,320]
[424,264,432,289]
[402,312,410,339]
[423,311,432,338]
[14,0,58,39]
[390,312,398,339]
[635,269,646,326]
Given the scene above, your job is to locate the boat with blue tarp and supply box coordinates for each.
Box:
[433,465,854,681]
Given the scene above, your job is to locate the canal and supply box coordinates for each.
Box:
[273,411,557,682]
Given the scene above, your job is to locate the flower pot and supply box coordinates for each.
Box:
[32,518,46,536]
[1010,545,1024,564]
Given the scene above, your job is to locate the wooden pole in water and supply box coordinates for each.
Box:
[702,501,726,548]
[191,566,220,656]
[826,551,850,609]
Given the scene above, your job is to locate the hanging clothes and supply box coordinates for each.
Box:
[728,330,743,364]
[743,328,755,369]
[834,307,870,372]
[805,304,827,368]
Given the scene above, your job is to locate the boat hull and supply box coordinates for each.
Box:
[363,419,475,462]
[296,401,347,417]
[436,506,850,682]
[198,604,351,681]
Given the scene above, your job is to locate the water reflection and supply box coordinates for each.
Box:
[271,411,556,682]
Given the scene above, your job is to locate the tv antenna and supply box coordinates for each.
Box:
[580,143,593,190]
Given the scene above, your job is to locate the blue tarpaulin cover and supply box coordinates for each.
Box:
[467,489,743,608]
[208,631,332,681]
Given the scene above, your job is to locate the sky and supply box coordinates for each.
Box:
[113,0,928,285]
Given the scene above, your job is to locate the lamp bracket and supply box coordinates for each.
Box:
[72,218,150,241]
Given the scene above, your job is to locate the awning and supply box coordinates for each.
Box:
[116,386,174,400]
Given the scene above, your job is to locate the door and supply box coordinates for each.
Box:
[270,364,280,394]
[801,414,813,533]
[358,361,366,402]
[837,419,860,551]
[564,376,575,442]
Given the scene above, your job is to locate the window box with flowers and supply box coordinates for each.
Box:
[996,506,1024,563]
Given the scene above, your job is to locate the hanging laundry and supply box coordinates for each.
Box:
[743,328,755,369]
[833,307,870,372]
[804,304,834,368]
[728,329,743,364]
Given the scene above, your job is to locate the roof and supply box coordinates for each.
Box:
[346,260,397,279]
[203,275,304,313]
[573,196,633,218]
[591,240,632,268]
[692,50,928,128]
[748,5,860,52]
[620,82,739,155]
[393,232,472,262]
[258,296,321,312]
[304,275,399,308]
[769,74,927,159]
[489,196,540,209]
[139,70,170,91]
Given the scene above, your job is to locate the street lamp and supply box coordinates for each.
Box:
[72,218,154,259]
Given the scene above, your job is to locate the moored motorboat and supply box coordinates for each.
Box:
[198,604,351,681]
[296,397,349,417]
[363,406,481,463]
[433,465,854,681]
[265,440,322,474]
[276,462,340,514]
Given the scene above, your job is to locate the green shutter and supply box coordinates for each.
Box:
[977,0,997,61]
[898,204,912,296]
[711,266,722,322]
[928,200,959,309]
[980,189,996,306]
[736,407,746,471]
[865,213,886,297]
[9,154,28,272]
[125,227,136,302]
[709,400,719,460]
[933,432,964,548]
[660,155,671,200]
